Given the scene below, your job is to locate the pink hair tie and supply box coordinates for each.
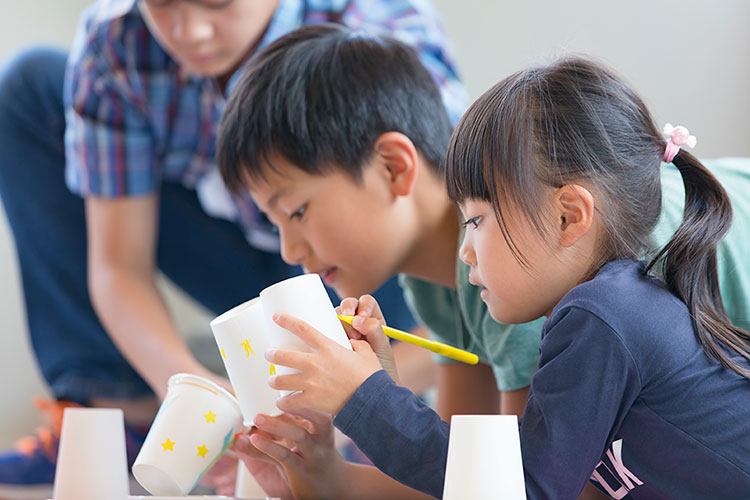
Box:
[662,123,697,163]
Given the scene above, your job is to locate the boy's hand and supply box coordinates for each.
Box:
[235,409,349,500]
[267,313,383,415]
[231,431,296,500]
[337,295,399,384]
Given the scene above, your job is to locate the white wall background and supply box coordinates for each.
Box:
[0,0,748,447]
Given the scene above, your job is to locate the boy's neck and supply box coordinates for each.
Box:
[399,170,460,290]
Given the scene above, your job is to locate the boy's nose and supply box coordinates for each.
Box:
[280,235,310,267]
[171,5,214,43]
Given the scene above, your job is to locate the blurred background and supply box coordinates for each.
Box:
[0,0,748,447]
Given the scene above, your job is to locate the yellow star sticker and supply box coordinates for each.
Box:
[161,438,175,451]
[203,410,216,423]
[220,348,226,359]
[240,339,255,357]
[197,444,209,458]
[269,363,276,375]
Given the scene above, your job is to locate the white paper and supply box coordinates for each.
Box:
[211,297,282,426]
[53,408,129,500]
[132,374,244,496]
[443,415,526,500]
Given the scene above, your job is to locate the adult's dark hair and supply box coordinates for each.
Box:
[445,55,750,378]
[217,23,453,193]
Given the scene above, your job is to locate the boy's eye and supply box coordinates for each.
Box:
[462,216,482,229]
[290,204,307,221]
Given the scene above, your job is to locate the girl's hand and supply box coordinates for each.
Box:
[234,409,349,500]
[337,295,399,384]
[267,313,383,415]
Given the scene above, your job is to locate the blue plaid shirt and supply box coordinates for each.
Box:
[64,0,468,249]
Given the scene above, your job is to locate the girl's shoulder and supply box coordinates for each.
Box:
[544,259,696,367]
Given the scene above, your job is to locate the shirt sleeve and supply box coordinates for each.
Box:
[343,0,469,126]
[334,370,449,498]
[63,13,157,198]
[520,306,642,499]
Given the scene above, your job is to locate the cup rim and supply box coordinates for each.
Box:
[209,297,261,327]
[259,272,321,299]
[167,373,242,414]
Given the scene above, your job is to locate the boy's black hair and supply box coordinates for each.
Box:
[217,23,453,193]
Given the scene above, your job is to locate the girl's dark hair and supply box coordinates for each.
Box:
[217,23,453,193]
[446,55,750,378]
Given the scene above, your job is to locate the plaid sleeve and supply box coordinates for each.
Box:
[343,0,469,126]
[63,11,157,198]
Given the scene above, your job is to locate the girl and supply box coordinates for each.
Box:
[261,56,750,499]
[442,56,750,498]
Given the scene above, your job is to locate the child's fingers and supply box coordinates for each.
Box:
[283,407,333,429]
[356,294,385,322]
[351,339,377,355]
[272,313,327,350]
[340,319,363,340]
[338,297,359,316]
[233,433,275,464]
[268,372,308,393]
[253,414,327,459]
[265,347,309,370]
[253,413,310,444]
[249,433,303,469]
[352,316,390,349]
[275,390,310,414]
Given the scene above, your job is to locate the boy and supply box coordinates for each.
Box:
[217,23,750,498]
[0,0,466,496]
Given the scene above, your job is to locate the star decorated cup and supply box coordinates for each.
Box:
[132,373,244,496]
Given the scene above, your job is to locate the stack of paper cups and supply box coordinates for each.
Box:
[211,297,281,426]
[443,415,526,500]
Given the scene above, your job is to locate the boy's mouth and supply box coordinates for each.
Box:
[317,267,338,286]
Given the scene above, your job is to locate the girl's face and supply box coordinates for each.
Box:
[139,0,280,78]
[458,198,571,324]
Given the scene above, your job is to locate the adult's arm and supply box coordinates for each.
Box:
[86,195,224,396]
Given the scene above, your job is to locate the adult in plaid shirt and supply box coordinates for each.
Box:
[0,0,467,496]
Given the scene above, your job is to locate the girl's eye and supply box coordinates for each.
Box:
[290,204,307,221]
[462,216,482,229]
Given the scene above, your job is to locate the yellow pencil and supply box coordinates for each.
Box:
[337,315,479,365]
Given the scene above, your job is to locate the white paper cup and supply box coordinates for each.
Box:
[211,297,281,426]
[53,408,129,500]
[132,374,244,496]
[260,274,352,383]
[443,415,526,500]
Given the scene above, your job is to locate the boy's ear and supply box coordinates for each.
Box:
[372,132,418,197]
[554,184,595,247]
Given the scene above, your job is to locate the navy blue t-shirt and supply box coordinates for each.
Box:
[334,259,750,499]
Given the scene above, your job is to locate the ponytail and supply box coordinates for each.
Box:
[646,150,750,378]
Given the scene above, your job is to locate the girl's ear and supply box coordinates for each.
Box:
[554,184,595,247]
[372,132,418,197]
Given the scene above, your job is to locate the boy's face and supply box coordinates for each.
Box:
[247,154,414,299]
[139,0,279,77]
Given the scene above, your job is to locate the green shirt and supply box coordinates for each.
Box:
[400,157,750,391]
